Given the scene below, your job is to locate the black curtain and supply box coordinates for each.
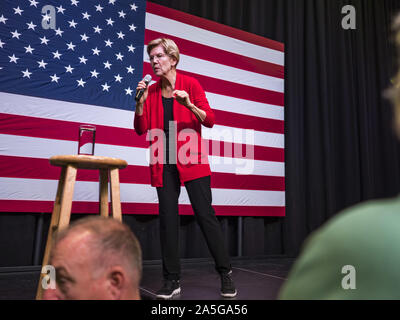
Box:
[2,0,400,267]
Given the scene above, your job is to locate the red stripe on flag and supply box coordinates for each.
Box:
[0,112,148,147]
[146,2,285,53]
[211,141,284,162]
[212,171,285,191]
[144,29,284,79]
[214,109,283,133]
[0,200,285,216]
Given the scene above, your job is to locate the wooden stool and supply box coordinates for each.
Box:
[36,155,128,300]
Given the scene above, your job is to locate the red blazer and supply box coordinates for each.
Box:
[134,72,215,187]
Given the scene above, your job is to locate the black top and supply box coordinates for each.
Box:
[162,96,175,164]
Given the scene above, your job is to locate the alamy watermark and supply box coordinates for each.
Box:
[146,122,255,175]
[41,264,56,289]
[341,265,356,290]
[41,5,56,30]
[341,5,356,30]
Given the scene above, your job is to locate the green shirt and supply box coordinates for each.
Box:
[279,196,400,300]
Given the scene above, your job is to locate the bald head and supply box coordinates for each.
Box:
[45,217,142,300]
[388,14,400,138]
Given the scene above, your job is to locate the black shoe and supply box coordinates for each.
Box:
[156,280,181,299]
[220,271,237,298]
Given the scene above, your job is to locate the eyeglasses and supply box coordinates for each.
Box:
[149,53,167,62]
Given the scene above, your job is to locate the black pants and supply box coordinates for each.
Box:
[156,164,231,280]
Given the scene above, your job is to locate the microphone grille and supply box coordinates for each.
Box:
[144,74,152,83]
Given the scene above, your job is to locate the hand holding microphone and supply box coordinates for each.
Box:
[135,74,152,105]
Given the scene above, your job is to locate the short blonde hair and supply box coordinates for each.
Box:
[147,38,180,68]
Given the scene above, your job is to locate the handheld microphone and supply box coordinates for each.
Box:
[135,74,152,102]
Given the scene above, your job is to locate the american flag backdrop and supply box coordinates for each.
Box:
[0,1,285,217]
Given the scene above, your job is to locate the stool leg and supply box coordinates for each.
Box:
[99,169,109,217]
[58,165,78,230]
[109,168,122,222]
[36,166,66,300]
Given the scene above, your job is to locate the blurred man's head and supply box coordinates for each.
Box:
[43,216,142,300]
[388,14,400,138]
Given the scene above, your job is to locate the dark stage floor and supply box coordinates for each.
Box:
[0,257,295,300]
[141,257,294,300]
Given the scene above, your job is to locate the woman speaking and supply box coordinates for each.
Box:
[134,38,236,299]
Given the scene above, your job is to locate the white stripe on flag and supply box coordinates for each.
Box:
[0,177,286,207]
[0,92,134,129]
[205,92,284,121]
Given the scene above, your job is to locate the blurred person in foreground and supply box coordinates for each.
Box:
[279,14,400,300]
[43,216,142,300]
